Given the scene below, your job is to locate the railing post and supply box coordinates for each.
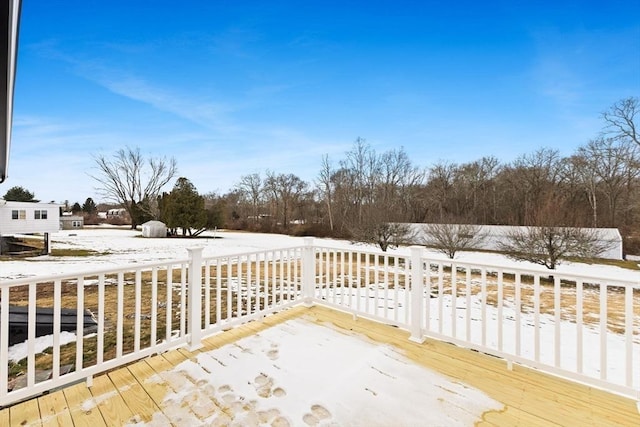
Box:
[302,237,315,307]
[187,247,204,351]
[409,245,425,343]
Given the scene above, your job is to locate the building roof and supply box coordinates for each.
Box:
[1,0,22,183]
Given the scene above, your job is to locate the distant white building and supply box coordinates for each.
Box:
[0,199,61,254]
[141,220,167,238]
[404,223,624,260]
[60,215,84,230]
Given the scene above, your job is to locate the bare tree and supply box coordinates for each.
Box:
[264,172,308,230]
[422,223,486,259]
[564,154,600,227]
[236,173,263,224]
[316,155,335,232]
[425,161,456,222]
[602,97,639,146]
[498,226,613,270]
[350,218,412,252]
[578,138,639,227]
[91,147,177,229]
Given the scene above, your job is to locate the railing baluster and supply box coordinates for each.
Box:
[356,252,362,312]
[166,266,173,341]
[600,282,607,380]
[117,272,124,358]
[331,251,340,304]
[216,259,222,325]
[262,252,268,310]
[151,268,158,347]
[226,257,232,321]
[481,268,487,347]
[451,264,457,338]
[393,255,399,323]
[273,250,279,305]
[438,263,444,334]
[422,260,432,331]
[27,282,36,387]
[204,260,211,327]
[554,276,561,368]
[237,257,243,317]
[0,286,8,402]
[624,285,633,387]
[365,253,370,314]
[497,270,503,352]
[247,254,253,315]
[515,273,521,357]
[576,280,584,374]
[97,274,106,365]
[181,264,187,337]
[76,277,85,372]
[374,254,380,317]
[53,279,62,378]
[134,270,141,353]
[534,274,540,362]
[465,267,471,342]
[384,255,389,320]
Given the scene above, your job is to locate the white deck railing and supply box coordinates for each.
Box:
[0,238,638,406]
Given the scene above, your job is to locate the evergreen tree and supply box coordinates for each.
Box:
[71,202,82,213]
[3,186,37,202]
[82,197,97,214]
[163,177,207,236]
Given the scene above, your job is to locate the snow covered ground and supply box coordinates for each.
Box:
[2,226,639,281]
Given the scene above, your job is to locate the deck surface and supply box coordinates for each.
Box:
[1,305,638,426]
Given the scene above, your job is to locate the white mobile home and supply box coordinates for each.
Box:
[0,199,61,254]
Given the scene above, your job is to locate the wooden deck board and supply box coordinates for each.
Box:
[4,305,639,426]
[9,397,41,427]
[108,367,170,425]
[0,407,9,426]
[87,373,135,426]
[38,390,73,427]
[63,382,107,427]
[127,359,208,425]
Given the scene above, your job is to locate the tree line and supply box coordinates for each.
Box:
[14,96,619,255]
[219,98,639,252]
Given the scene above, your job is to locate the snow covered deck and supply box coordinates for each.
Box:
[1,305,638,426]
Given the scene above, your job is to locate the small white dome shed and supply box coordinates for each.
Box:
[141,220,167,238]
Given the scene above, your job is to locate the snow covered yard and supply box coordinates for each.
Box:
[2,226,639,281]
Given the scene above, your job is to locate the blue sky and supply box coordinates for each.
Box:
[5,0,639,204]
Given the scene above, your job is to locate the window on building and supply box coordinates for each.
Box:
[34,210,48,220]
[12,210,26,219]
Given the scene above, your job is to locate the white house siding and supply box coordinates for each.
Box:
[0,200,61,235]
[403,223,624,260]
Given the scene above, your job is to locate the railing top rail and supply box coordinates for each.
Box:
[0,256,191,288]
[313,245,410,259]
[200,245,306,263]
[422,257,640,287]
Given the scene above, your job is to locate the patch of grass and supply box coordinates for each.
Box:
[564,256,640,271]
[50,248,108,257]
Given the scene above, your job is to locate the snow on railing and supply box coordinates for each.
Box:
[0,245,305,407]
[0,238,638,407]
